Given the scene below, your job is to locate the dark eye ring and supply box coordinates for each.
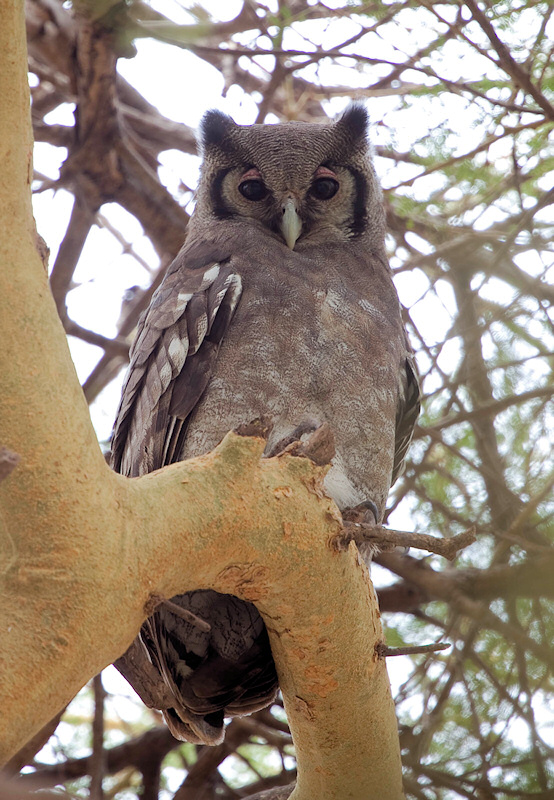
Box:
[238,179,268,201]
[311,177,339,200]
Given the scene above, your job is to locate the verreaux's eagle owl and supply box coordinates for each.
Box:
[110,105,420,744]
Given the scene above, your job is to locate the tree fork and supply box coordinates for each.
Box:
[0,4,404,797]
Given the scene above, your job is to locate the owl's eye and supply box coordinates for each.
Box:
[311,177,339,200]
[238,180,268,201]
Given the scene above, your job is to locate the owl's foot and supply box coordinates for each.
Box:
[342,498,379,525]
[266,420,319,456]
[268,421,335,466]
[233,416,273,440]
[332,499,386,552]
[234,418,335,465]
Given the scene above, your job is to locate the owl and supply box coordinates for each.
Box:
[110,105,420,745]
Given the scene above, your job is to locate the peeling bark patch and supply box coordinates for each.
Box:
[216,564,270,601]
[316,637,332,653]
[34,232,50,271]
[45,634,70,653]
[303,665,338,697]
[301,474,329,499]
[294,695,316,721]
[375,640,387,661]
[0,446,20,482]
[274,485,293,499]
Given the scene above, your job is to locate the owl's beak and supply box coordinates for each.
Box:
[281,198,302,249]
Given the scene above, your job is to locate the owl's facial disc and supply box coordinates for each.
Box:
[218,161,349,249]
[281,198,302,250]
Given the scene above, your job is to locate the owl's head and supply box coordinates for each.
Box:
[191,105,385,252]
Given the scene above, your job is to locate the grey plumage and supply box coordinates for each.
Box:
[111,105,420,744]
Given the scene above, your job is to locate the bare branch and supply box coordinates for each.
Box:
[464,0,554,119]
[335,524,476,561]
[376,642,451,658]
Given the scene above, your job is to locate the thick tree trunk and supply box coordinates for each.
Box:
[0,4,404,797]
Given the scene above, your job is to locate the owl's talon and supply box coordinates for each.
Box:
[267,420,319,457]
[290,422,335,465]
[330,521,360,552]
[270,422,335,466]
[234,417,272,440]
[342,499,379,525]
[333,499,380,551]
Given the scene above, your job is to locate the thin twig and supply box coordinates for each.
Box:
[464,0,554,120]
[376,642,451,658]
[64,318,130,358]
[335,525,476,561]
[90,674,105,800]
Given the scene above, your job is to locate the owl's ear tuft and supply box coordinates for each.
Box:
[200,110,237,149]
[336,104,369,146]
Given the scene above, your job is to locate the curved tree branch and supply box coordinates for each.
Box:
[0,5,404,798]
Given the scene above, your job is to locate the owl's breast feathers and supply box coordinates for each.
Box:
[111,227,419,742]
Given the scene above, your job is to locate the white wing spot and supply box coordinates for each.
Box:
[168,335,187,368]
[201,263,220,287]
[175,292,192,313]
[195,314,208,344]
[229,274,242,304]
[159,361,172,387]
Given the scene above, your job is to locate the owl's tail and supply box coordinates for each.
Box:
[120,589,279,744]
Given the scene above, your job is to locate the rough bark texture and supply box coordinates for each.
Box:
[0,4,403,797]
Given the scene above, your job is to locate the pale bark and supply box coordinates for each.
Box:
[0,3,403,797]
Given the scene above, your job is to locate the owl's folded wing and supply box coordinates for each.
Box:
[392,347,421,486]
[110,250,242,477]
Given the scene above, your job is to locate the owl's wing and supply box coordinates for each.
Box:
[110,245,279,745]
[392,347,421,485]
[110,246,242,477]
